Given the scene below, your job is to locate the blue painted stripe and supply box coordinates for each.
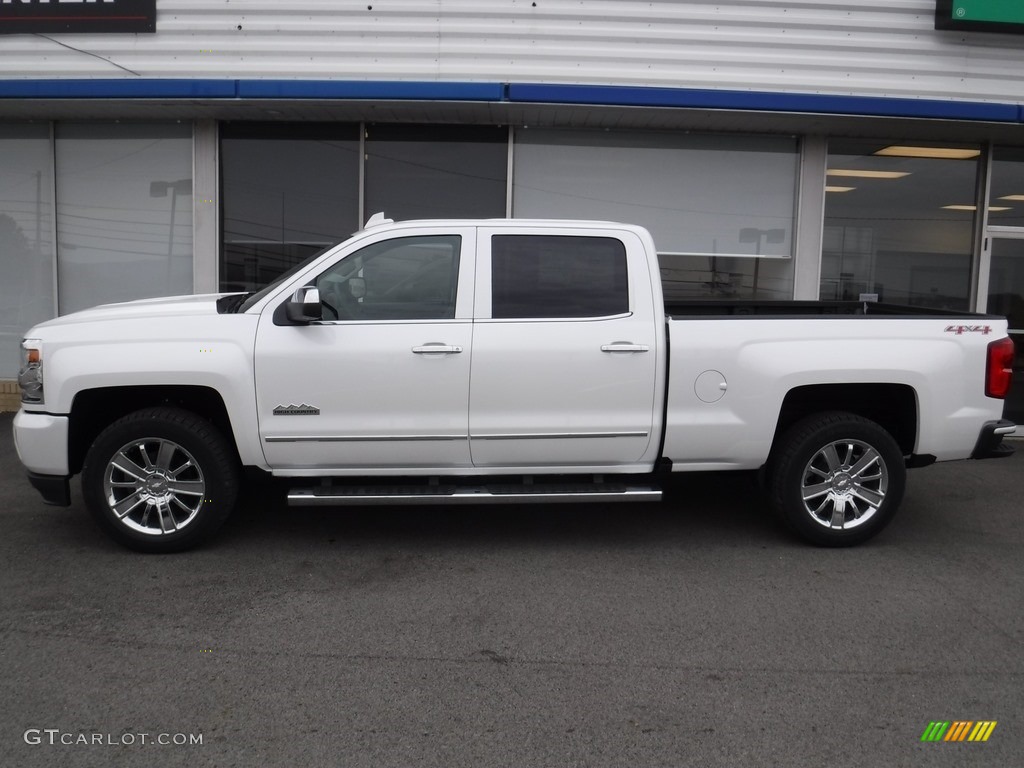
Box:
[0,78,1019,123]
[508,83,1021,123]
[0,79,237,99]
[237,80,504,101]
[0,78,503,102]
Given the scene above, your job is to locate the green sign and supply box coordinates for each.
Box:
[936,0,1024,31]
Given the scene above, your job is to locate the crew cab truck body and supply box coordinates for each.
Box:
[13,218,1016,552]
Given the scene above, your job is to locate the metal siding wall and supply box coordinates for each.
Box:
[1,1,1023,104]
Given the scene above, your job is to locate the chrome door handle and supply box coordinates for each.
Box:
[601,342,650,353]
[412,344,463,354]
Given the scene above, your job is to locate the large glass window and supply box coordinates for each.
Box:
[0,124,54,378]
[986,237,1024,423]
[512,129,798,300]
[364,124,507,221]
[985,147,1024,422]
[220,123,360,292]
[820,141,980,309]
[55,123,194,315]
[990,147,1024,228]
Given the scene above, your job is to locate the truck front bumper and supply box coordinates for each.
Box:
[971,419,1016,460]
[13,410,72,506]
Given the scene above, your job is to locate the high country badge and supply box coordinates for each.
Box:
[273,404,320,416]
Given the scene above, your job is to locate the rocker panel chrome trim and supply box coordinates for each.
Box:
[265,434,466,443]
[288,487,663,506]
[471,431,649,441]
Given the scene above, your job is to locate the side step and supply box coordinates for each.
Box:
[287,482,663,507]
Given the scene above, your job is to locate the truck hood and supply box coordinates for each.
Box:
[30,293,238,330]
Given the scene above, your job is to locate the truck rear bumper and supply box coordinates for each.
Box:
[971,419,1016,460]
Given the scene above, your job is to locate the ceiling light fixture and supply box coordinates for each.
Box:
[825,186,855,193]
[998,194,1024,201]
[826,169,910,179]
[941,205,1011,212]
[875,146,980,160]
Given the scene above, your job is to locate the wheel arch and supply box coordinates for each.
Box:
[771,383,918,457]
[68,385,238,475]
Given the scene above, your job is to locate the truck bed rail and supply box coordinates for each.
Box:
[664,300,999,319]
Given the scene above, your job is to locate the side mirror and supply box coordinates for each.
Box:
[284,286,322,324]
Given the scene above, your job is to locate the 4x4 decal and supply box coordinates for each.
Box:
[945,325,992,335]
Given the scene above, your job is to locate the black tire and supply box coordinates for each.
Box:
[767,411,905,547]
[81,407,240,553]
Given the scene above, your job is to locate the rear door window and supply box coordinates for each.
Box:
[490,235,628,319]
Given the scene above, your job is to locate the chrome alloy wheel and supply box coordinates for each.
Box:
[799,439,888,530]
[102,438,206,536]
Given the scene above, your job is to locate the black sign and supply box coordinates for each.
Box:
[0,0,155,35]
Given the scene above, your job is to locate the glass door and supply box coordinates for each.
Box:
[986,237,1024,423]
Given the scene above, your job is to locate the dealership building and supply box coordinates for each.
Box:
[1,0,1023,423]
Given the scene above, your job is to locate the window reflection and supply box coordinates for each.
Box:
[0,125,54,378]
[987,238,1024,422]
[512,128,798,300]
[220,123,360,292]
[990,147,1024,228]
[659,253,794,301]
[364,124,507,222]
[820,141,979,309]
[55,123,194,315]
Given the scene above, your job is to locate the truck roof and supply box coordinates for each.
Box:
[361,215,649,233]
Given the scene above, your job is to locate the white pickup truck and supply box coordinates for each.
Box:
[13,217,1016,552]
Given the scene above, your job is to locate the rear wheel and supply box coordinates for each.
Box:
[82,407,239,553]
[767,412,905,547]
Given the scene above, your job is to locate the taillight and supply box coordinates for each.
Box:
[986,337,1015,399]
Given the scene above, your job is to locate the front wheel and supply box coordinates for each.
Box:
[767,412,906,547]
[82,407,240,553]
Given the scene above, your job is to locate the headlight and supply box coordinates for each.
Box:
[18,339,44,404]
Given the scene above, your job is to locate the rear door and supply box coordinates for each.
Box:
[468,227,659,469]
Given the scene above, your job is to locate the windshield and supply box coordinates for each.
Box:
[236,243,337,313]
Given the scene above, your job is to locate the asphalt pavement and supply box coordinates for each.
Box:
[1,411,1021,768]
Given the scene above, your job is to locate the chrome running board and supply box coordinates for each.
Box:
[287,482,662,507]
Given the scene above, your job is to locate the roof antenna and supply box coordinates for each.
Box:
[364,212,393,229]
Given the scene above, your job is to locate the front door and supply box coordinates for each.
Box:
[255,229,476,471]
